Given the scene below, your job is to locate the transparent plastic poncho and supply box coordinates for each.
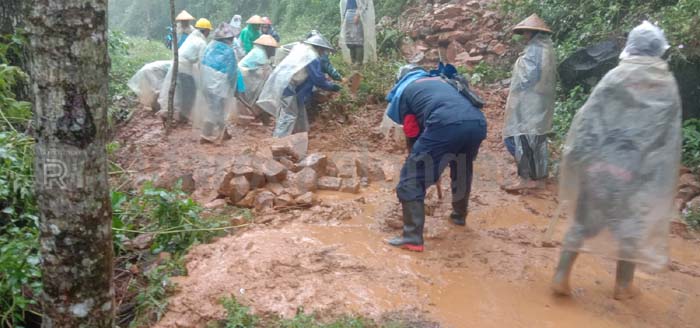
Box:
[256,43,317,118]
[158,30,208,121]
[558,56,682,269]
[339,0,377,64]
[127,60,171,109]
[238,46,272,112]
[191,40,239,139]
[503,33,557,138]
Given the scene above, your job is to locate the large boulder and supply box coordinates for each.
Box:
[318,176,342,191]
[295,192,314,206]
[340,178,361,194]
[290,167,318,193]
[258,158,288,184]
[228,176,250,203]
[297,153,328,176]
[355,159,386,182]
[254,190,276,211]
[270,132,308,161]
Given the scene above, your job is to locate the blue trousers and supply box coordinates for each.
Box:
[397,120,487,202]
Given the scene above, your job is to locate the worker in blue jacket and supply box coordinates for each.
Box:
[385,64,487,252]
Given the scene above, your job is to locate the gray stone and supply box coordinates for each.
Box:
[326,159,339,177]
[255,191,276,211]
[290,167,318,193]
[295,192,314,206]
[340,178,361,194]
[236,189,261,208]
[355,159,386,182]
[297,153,328,176]
[229,175,250,203]
[317,176,342,191]
[259,158,288,183]
[270,132,308,161]
[267,182,285,196]
[336,157,357,178]
[274,194,295,207]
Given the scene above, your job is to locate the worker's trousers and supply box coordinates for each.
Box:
[397,119,487,202]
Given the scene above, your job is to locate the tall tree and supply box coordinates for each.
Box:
[27,0,114,327]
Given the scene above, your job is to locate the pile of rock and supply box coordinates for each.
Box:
[394,0,512,66]
[677,167,700,212]
[216,134,387,212]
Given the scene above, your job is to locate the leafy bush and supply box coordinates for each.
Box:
[682,204,700,230]
[0,225,41,327]
[551,85,588,147]
[219,295,258,328]
[109,30,171,99]
[682,119,700,169]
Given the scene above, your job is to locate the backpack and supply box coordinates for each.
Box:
[430,62,486,109]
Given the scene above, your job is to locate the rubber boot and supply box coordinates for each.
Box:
[613,260,639,300]
[551,250,578,296]
[388,201,425,252]
[449,198,468,226]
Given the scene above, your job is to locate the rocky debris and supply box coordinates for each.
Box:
[261,158,288,183]
[277,157,298,172]
[290,167,318,193]
[396,0,511,67]
[679,173,700,192]
[355,158,386,182]
[266,182,285,196]
[255,190,276,211]
[123,233,154,250]
[156,173,195,193]
[295,192,314,206]
[270,132,308,162]
[677,172,700,210]
[318,176,342,191]
[204,199,227,210]
[687,195,700,211]
[297,153,328,176]
[326,159,339,177]
[274,194,296,208]
[336,157,358,178]
[228,176,250,203]
[340,178,361,194]
[237,189,261,208]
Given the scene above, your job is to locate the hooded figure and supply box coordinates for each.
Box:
[502,14,557,191]
[128,60,171,112]
[158,18,213,122]
[230,15,246,60]
[196,23,240,143]
[256,32,342,137]
[339,0,377,66]
[551,21,680,300]
[239,15,265,54]
[238,35,280,122]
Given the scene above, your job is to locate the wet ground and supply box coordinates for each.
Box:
[115,91,700,327]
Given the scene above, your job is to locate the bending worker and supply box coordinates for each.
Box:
[386,65,487,252]
[502,14,556,191]
[238,35,280,122]
[551,22,681,300]
[256,32,342,137]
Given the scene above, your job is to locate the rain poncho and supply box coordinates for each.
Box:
[128,60,171,110]
[559,55,682,269]
[503,33,557,180]
[158,29,208,121]
[237,45,273,115]
[239,24,261,54]
[256,43,319,136]
[193,40,239,139]
[339,0,377,64]
[177,23,194,48]
[229,15,243,36]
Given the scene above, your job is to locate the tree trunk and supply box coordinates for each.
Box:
[166,0,179,133]
[27,1,114,327]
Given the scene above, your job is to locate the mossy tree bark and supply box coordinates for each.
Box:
[27,0,114,327]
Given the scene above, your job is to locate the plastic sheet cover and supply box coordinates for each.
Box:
[503,33,557,138]
[339,0,377,64]
[256,43,317,117]
[128,60,171,109]
[558,56,682,269]
[158,29,208,120]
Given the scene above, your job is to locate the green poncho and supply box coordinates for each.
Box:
[239,24,261,54]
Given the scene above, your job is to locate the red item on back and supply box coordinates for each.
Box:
[403,114,420,138]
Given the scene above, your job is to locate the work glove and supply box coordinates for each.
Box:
[330,84,342,92]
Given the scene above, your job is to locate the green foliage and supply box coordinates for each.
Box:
[551,85,588,147]
[128,258,186,327]
[377,28,403,57]
[0,225,41,327]
[109,30,171,99]
[112,182,234,256]
[683,206,700,230]
[499,0,699,60]
[682,119,700,169]
[460,61,510,86]
[277,309,372,328]
[0,131,35,226]
[220,295,259,328]
[0,33,31,132]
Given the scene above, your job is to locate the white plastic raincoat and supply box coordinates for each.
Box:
[158,29,208,121]
[238,45,272,112]
[339,0,377,64]
[559,55,682,269]
[128,60,171,110]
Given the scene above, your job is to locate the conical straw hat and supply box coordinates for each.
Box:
[254,35,280,48]
[175,10,195,22]
[513,14,552,33]
[246,15,265,25]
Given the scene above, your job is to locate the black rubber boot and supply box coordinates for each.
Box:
[449,198,468,226]
[613,260,638,300]
[388,201,425,252]
[551,250,579,296]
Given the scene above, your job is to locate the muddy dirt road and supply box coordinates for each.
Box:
[114,86,700,327]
